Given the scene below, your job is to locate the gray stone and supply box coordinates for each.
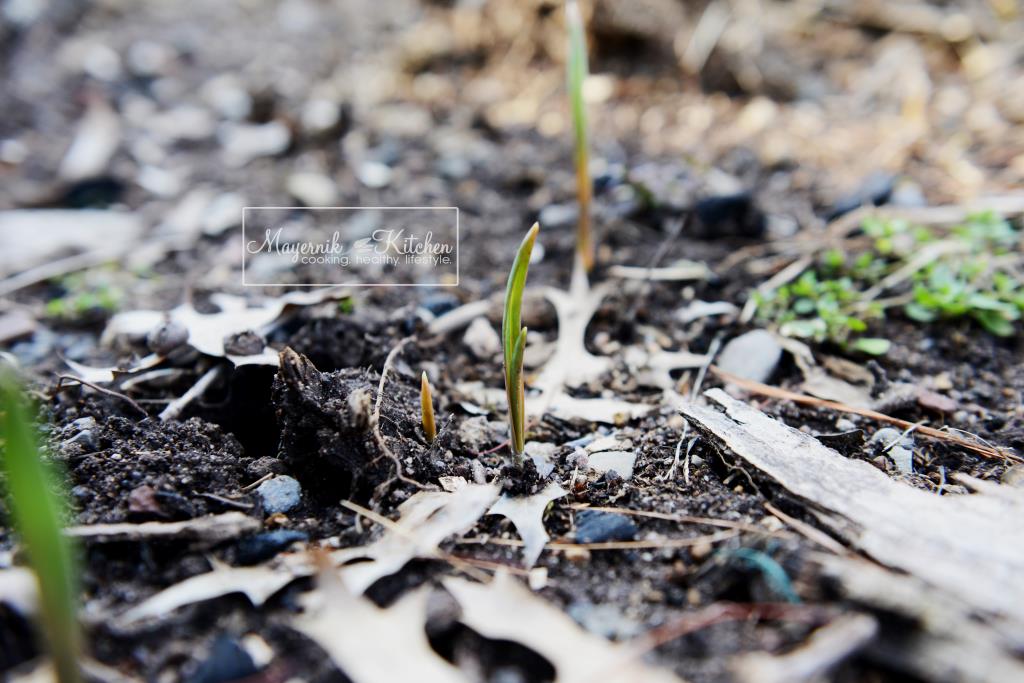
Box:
[587,450,636,480]
[463,317,500,360]
[717,330,783,383]
[256,475,302,514]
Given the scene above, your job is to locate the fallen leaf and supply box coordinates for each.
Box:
[335,483,500,593]
[487,482,567,567]
[103,289,347,366]
[444,573,684,683]
[118,557,306,625]
[294,571,467,683]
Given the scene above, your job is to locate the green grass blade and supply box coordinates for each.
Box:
[0,370,82,683]
[509,326,528,454]
[503,223,539,456]
[566,0,593,271]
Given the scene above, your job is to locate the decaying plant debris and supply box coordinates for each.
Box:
[3,1,1024,683]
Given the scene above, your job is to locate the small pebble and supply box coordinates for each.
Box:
[188,634,258,683]
[236,530,308,565]
[357,161,392,189]
[574,510,637,543]
[148,319,189,355]
[1001,465,1024,488]
[223,330,265,356]
[286,171,337,206]
[463,317,501,359]
[256,476,302,514]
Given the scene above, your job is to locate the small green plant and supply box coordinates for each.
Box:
[420,371,437,443]
[0,369,82,683]
[45,271,123,321]
[503,223,540,459]
[755,211,1024,352]
[565,0,593,272]
[754,271,890,355]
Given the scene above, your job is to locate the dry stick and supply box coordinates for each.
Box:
[55,375,148,417]
[458,529,739,552]
[763,501,850,556]
[721,196,1024,273]
[860,240,967,301]
[566,503,788,536]
[739,255,813,323]
[710,366,1020,463]
[372,337,430,490]
[159,365,222,421]
[632,602,827,655]
[690,333,722,401]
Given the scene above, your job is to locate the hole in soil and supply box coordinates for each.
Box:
[194,365,279,461]
[0,605,36,673]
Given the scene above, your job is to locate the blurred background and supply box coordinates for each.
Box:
[1,0,1022,299]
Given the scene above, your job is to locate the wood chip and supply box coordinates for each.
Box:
[682,389,1024,623]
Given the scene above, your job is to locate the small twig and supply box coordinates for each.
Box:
[740,256,813,323]
[690,334,722,401]
[240,472,274,492]
[764,502,849,556]
[663,420,688,481]
[684,436,698,486]
[341,500,490,582]
[631,601,828,656]
[195,492,253,510]
[880,420,924,454]
[159,365,222,422]
[566,503,784,536]
[372,337,429,491]
[710,366,1019,462]
[457,528,740,552]
[54,375,148,417]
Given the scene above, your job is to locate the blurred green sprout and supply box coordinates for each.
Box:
[0,370,82,683]
[566,0,593,272]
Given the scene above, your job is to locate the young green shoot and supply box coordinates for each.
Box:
[420,371,437,443]
[503,223,540,459]
[0,369,82,683]
[566,0,593,272]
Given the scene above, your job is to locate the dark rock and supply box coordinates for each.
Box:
[246,456,285,479]
[154,490,197,519]
[223,330,265,356]
[574,510,638,543]
[815,429,865,455]
[148,319,189,356]
[236,530,308,565]
[127,485,165,518]
[824,171,895,221]
[692,193,766,239]
[188,634,258,683]
[419,293,461,318]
